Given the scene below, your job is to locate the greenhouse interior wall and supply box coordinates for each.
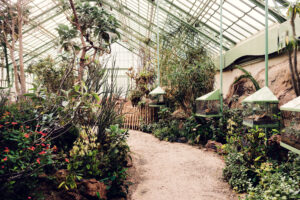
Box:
[215,51,300,107]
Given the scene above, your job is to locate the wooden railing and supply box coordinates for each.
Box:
[122,103,156,130]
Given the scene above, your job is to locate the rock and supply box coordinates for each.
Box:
[225,55,299,108]
[205,140,223,153]
[79,179,107,200]
[267,134,289,161]
[268,134,281,146]
[178,120,184,130]
[171,109,188,120]
[54,169,68,183]
[177,137,187,143]
[126,155,133,167]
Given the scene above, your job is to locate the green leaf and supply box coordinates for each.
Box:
[58,181,65,189]
[254,156,262,162]
[92,92,100,102]
[23,93,36,97]
[74,84,80,92]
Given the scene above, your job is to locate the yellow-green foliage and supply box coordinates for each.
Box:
[70,127,99,157]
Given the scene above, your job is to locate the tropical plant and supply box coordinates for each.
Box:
[159,22,216,114]
[57,0,120,81]
[126,68,156,106]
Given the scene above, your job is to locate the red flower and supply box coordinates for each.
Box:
[26,126,30,129]
[36,158,40,164]
[28,146,35,151]
[39,151,46,155]
[24,133,30,138]
[65,158,70,163]
[1,165,4,169]
[0,125,3,128]
[41,143,45,147]
[36,125,40,127]
[36,131,47,137]
[28,197,31,199]
[11,122,18,125]
[52,146,58,152]
[5,122,9,124]
[41,138,45,142]
[4,147,9,153]
[3,157,7,161]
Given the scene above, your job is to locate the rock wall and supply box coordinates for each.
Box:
[214,51,300,108]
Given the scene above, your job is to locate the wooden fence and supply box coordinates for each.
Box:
[122,103,156,130]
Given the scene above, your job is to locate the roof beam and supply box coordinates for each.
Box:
[8,39,56,66]
[118,30,157,56]
[249,0,286,23]
[118,27,154,51]
[274,0,290,7]
[23,43,56,65]
[161,0,236,45]
[23,4,62,35]
[116,41,140,57]
[144,0,230,50]
[103,0,225,52]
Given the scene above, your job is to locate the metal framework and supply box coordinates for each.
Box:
[1,0,294,72]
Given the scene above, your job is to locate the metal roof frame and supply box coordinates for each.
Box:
[2,0,296,73]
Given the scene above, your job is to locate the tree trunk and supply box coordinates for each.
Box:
[18,0,26,96]
[294,44,299,94]
[78,49,86,82]
[8,44,21,97]
[288,6,300,96]
[69,0,87,82]
[9,16,21,97]
[288,49,299,96]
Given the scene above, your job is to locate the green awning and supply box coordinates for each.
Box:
[280,96,300,112]
[196,89,220,101]
[149,86,166,96]
[242,86,278,103]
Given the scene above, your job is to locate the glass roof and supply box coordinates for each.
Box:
[2,0,295,68]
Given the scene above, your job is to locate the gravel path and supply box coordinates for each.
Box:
[127,130,237,200]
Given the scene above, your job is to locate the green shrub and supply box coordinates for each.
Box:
[245,153,300,200]
[0,106,57,200]
[66,125,130,198]
[153,127,169,140]
[223,152,257,192]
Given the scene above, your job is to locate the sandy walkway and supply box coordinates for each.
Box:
[127,130,237,200]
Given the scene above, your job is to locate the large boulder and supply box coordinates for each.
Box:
[225,55,298,108]
[205,140,224,154]
[79,179,107,200]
